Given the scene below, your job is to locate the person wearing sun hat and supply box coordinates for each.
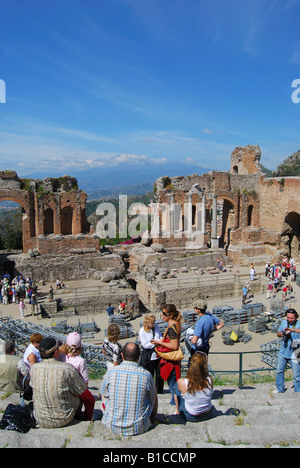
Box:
[30,337,89,428]
[65,332,89,384]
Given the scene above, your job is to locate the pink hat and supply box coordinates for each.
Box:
[66,332,81,348]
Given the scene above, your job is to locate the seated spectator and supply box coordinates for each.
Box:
[0,341,23,393]
[101,342,158,436]
[175,351,213,422]
[65,332,89,384]
[103,323,123,371]
[23,333,43,369]
[30,337,91,428]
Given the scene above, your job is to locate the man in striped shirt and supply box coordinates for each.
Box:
[101,342,158,436]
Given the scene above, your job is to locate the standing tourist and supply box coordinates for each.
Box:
[105,303,115,318]
[151,304,182,411]
[190,300,224,357]
[139,314,164,394]
[267,280,274,299]
[19,297,26,318]
[274,308,300,394]
[250,263,255,281]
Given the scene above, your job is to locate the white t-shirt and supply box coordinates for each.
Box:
[23,343,42,368]
[183,377,213,416]
[139,324,162,361]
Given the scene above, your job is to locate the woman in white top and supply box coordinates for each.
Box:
[175,351,213,422]
[23,333,43,368]
[139,314,164,393]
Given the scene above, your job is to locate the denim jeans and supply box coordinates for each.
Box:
[167,368,177,405]
[276,353,300,393]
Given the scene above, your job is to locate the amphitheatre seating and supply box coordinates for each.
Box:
[0,381,299,448]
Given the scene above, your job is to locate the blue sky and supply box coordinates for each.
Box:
[1,0,300,178]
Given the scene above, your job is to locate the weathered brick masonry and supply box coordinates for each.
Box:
[0,171,99,255]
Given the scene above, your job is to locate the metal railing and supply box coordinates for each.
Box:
[205,350,277,387]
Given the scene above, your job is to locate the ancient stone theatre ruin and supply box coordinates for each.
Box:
[0,171,99,255]
[152,145,300,263]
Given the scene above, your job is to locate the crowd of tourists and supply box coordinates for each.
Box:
[1,300,299,436]
[1,273,38,306]
[1,255,300,437]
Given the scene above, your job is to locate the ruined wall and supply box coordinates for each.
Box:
[0,171,100,255]
[152,145,300,261]
[230,145,262,175]
[7,252,123,282]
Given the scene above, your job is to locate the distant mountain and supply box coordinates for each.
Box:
[20,161,211,200]
[273,150,300,177]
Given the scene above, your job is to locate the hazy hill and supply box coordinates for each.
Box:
[273,150,300,177]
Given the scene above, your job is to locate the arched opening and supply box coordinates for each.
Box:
[192,205,196,226]
[81,208,90,234]
[281,212,300,258]
[0,200,23,251]
[44,208,54,235]
[247,205,254,226]
[233,165,238,173]
[218,198,235,248]
[61,206,73,235]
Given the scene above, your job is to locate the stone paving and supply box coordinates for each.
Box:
[1,380,299,448]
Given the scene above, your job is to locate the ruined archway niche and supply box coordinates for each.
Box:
[281,212,300,258]
[0,171,99,255]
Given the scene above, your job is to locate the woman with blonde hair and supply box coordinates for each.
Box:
[175,351,213,422]
[151,304,182,411]
[103,322,123,370]
[139,314,164,393]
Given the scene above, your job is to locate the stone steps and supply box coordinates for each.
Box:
[1,381,299,448]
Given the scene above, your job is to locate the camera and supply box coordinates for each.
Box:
[282,331,292,343]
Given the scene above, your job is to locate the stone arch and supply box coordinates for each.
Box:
[0,192,35,251]
[281,211,300,258]
[216,196,236,247]
[44,208,54,235]
[0,193,29,214]
[247,205,254,226]
[61,206,73,235]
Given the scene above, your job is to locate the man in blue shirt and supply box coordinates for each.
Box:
[191,300,224,356]
[105,304,115,317]
[274,308,300,393]
[101,342,158,436]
